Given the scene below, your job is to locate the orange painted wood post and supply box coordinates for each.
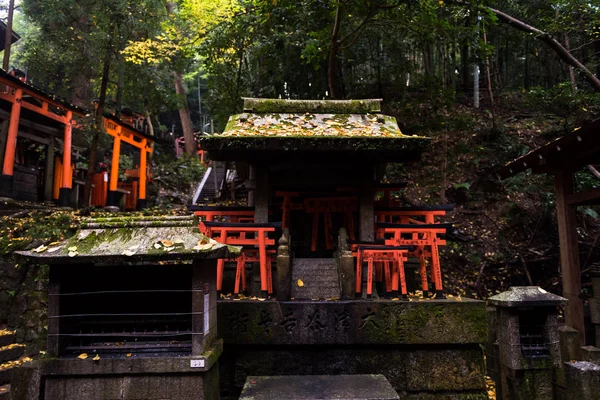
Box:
[234,253,245,294]
[0,88,22,198]
[383,261,392,293]
[397,253,408,298]
[430,235,445,299]
[419,251,430,297]
[137,140,148,209]
[57,111,73,207]
[366,254,374,297]
[258,231,269,296]
[52,155,62,201]
[106,128,122,208]
[355,249,363,295]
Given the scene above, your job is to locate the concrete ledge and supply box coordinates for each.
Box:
[218,299,487,345]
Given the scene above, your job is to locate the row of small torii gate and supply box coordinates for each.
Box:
[0,69,153,209]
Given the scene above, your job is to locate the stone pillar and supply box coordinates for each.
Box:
[488,286,567,400]
[276,228,291,301]
[254,165,269,223]
[337,228,355,299]
[564,362,600,400]
[359,188,374,242]
[192,259,218,354]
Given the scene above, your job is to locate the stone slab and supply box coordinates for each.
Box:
[291,258,340,300]
[590,298,600,324]
[218,299,487,345]
[488,286,566,307]
[239,375,399,400]
[581,346,600,364]
[0,345,25,363]
[0,332,15,348]
[220,346,486,395]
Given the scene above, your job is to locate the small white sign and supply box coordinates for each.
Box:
[103,173,108,182]
[190,359,205,368]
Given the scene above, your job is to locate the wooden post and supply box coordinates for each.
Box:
[44,138,55,201]
[137,140,148,209]
[106,128,121,209]
[0,88,22,198]
[359,187,374,241]
[555,170,585,342]
[58,111,73,207]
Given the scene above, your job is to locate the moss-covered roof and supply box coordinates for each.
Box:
[15,215,240,265]
[242,98,382,114]
[220,113,418,138]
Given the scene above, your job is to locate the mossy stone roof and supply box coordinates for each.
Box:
[16,215,240,265]
[242,98,382,114]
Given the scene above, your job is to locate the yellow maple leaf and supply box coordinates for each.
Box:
[93,354,100,361]
[297,279,304,287]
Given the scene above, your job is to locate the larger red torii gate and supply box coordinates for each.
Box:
[0,69,86,206]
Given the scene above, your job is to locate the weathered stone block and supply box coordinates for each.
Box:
[219,346,485,396]
[581,346,600,364]
[239,375,399,400]
[564,361,600,400]
[398,393,488,400]
[217,299,487,345]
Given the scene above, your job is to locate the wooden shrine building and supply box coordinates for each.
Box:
[498,118,600,343]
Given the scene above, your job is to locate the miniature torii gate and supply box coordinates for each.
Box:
[103,114,153,210]
[0,70,86,206]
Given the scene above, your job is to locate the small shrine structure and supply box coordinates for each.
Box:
[11,215,239,400]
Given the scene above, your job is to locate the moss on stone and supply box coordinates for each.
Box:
[242,98,382,114]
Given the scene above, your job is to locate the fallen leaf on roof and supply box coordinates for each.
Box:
[92,354,100,361]
[297,279,304,287]
[68,246,77,251]
[77,353,88,359]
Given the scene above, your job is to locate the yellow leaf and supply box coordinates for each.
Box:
[297,279,304,287]
[154,243,162,249]
[126,353,132,357]
[161,239,174,247]
[77,353,88,359]
[68,246,77,251]
[68,251,78,257]
[33,245,48,253]
[93,354,100,361]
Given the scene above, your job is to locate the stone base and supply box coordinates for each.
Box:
[136,198,147,210]
[57,188,72,208]
[220,346,485,397]
[0,175,13,198]
[239,375,399,400]
[10,342,223,400]
[106,190,119,208]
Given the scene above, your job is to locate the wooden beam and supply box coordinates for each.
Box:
[555,171,585,342]
[0,109,61,135]
[567,187,600,206]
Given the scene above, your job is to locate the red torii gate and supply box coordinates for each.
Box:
[103,114,154,209]
[0,70,86,206]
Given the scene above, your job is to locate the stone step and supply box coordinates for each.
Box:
[0,331,15,348]
[0,356,32,385]
[0,344,25,364]
[291,258,340,300]
[0,384,9,400]
[240,375,399,400]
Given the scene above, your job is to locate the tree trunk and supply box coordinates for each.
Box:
[83,32,113,205]
[173,71,196,155]
[2,0,15,71]
[489,6,600,91]
[328,2,342,99]
[483,31,496,126]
